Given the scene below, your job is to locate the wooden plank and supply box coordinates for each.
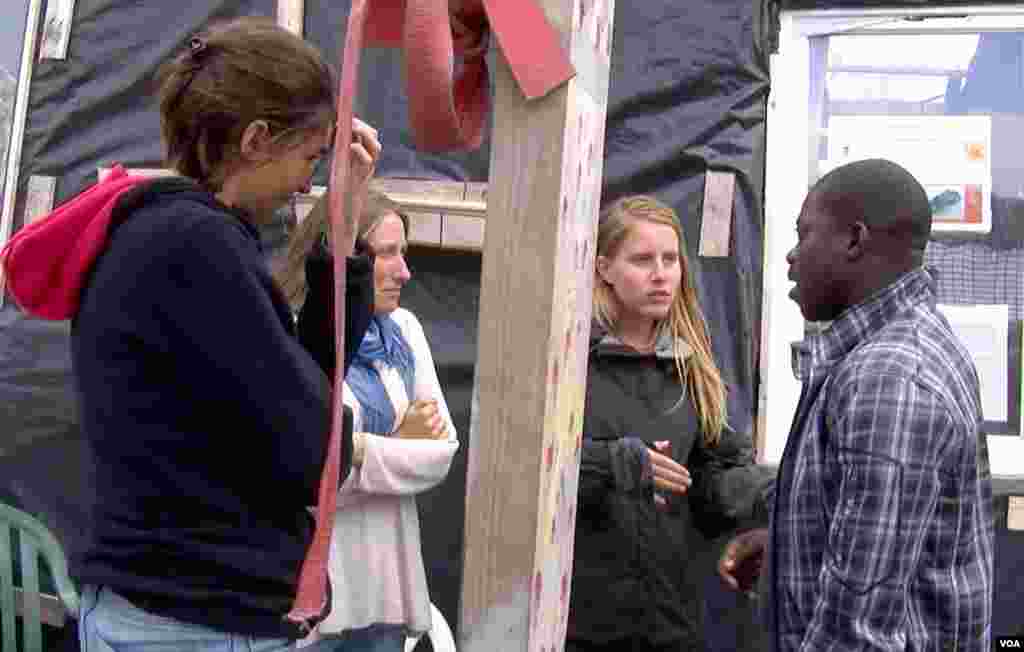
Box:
[97,169,488,216]
[698,169,735,258]
[442,215,485,251]
[23,174,56,226]
[95,168,485,249]
[39,0,76,60]
[96,166,176,182]
[294,194,317,223]
[373,178,486,218]
[405,210,442,247]
[0,0,46,306]
[372,177,466,202]
[277,0,305,36]
[1009,496,1024,532]
[465,181,488,206]
[459,0,615,650]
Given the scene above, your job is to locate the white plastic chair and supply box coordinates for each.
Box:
[404,602,456,652]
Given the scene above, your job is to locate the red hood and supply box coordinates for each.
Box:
[0,165,146,320]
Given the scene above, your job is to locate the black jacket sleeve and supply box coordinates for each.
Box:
[296,239,375,379]
[686,425,775,538]
[578,437,653,510]
[166,218,359,505]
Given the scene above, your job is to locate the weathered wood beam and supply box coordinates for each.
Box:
[698,169,736,258]
[459,0,616,649]
[97,167,488,251]
[39,0,76,60]
[277,0,305,36]
[22,175,56,227]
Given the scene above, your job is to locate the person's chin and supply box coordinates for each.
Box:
[643,305,672,320]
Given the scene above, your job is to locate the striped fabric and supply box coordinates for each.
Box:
[925,241,1024,320]
[770,267,995,651]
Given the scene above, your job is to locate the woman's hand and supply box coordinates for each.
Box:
[348,117,380,193]
[395,399,448,440]
[648,440,691,508]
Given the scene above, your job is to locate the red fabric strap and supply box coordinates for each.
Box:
[291,0,575,627]
[285,0,368,627]
[365,0,575,151]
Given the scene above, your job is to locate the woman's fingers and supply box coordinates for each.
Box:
[649,450,691,495]
[351,118,381,161]
[649,450,690,479]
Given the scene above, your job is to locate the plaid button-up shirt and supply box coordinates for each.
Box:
[768,267,994,651]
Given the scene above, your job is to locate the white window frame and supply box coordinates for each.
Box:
[761,4,1024,477]
[0,0,45,302]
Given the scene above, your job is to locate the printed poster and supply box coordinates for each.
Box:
[825,115,992,233]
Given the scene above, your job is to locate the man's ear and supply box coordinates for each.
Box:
[239,120,273,162]
[846,220,870,261]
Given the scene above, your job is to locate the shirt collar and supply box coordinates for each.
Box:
[796,266,938,380]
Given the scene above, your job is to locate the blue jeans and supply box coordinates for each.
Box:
[79,585,342,652]
[318,624,406,652]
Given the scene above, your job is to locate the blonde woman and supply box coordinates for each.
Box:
[278,191,457,652]
[568,195,766,652]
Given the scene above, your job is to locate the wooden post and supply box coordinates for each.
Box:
[277,0,305,36]
[22,175,56,226]
[459,0,615,650]
[39,0,76,60]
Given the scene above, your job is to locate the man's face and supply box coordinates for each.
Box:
[786,194,849,323]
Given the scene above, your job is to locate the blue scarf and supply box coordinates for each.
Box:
[346,315,416,435]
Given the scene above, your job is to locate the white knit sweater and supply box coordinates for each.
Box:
[312,307,458,638]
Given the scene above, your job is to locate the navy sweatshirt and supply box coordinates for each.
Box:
[70,179,373,638]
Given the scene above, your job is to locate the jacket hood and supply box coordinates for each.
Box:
[589,320,693,362]
[1,166,234,320]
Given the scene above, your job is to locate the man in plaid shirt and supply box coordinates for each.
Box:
[719,159,994,650]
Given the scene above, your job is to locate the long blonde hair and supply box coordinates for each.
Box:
[274,189,409,309]
[593,195,727,445]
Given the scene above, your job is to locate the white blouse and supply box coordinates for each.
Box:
[314,307,458,637]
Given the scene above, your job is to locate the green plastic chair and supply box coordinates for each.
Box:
[0,502,80,652]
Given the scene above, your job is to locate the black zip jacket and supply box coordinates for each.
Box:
[568,324,770,650]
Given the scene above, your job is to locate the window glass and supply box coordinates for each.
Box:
[810,29,1024,437]
[1,0,33,206]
